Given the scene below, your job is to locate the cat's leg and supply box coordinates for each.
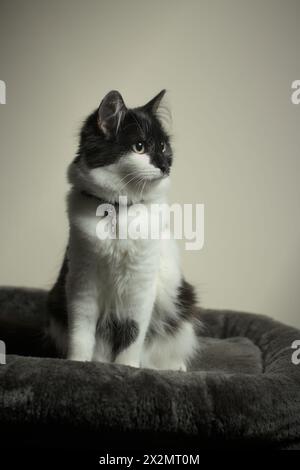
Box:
[66,257,99,362]
[113,283,156,368]
[142,320,198,371]
[92,337,111,363]
[113,317,148,368]
[141,238,199,371]
[93,316,139,366]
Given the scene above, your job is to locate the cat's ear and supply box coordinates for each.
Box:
[98,90,127,137]
[144,89,166,113]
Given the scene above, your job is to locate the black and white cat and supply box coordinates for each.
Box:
[47,90,199,370]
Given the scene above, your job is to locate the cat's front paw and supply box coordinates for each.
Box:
[166,362,187,372]
[115,358,140,368]
[68,353,92,362]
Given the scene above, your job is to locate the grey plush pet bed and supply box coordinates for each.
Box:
[0,287,299,450]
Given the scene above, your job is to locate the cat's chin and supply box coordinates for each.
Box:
[141,175,165,184]
[137,174,170,199]
[140,174,169,186]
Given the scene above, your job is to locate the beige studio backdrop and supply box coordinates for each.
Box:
[0,0,300,327]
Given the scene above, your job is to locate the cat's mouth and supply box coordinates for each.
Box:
[137,174,169,185]
[143,173,167,181]
[123,171,168,185]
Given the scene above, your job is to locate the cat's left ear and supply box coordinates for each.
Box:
[144,89,166,113]
[98,90,127,137]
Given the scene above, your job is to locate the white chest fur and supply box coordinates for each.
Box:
[67,190,167,318]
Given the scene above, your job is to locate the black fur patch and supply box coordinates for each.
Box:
[97,316,139,359]
[47,251,69,328]
[176,279,197,322]
[146,279,197,343]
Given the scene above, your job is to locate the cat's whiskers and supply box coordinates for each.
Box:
[136,177,145,202]
[138,178,147,202]
[118,172,140,190]
[119,174,141,193]
[118,172,137,185]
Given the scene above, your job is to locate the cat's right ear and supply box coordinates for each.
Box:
[144,89,166,113]
[97,90,127,137]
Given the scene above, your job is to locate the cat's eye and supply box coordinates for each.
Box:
[160,141,166,153]
[132,142,145,154]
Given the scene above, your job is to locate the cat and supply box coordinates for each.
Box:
[47,90,200,370]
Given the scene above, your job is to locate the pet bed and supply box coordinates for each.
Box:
[0,287,299,450]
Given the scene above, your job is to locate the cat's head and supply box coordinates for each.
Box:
[68,90,173,203]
